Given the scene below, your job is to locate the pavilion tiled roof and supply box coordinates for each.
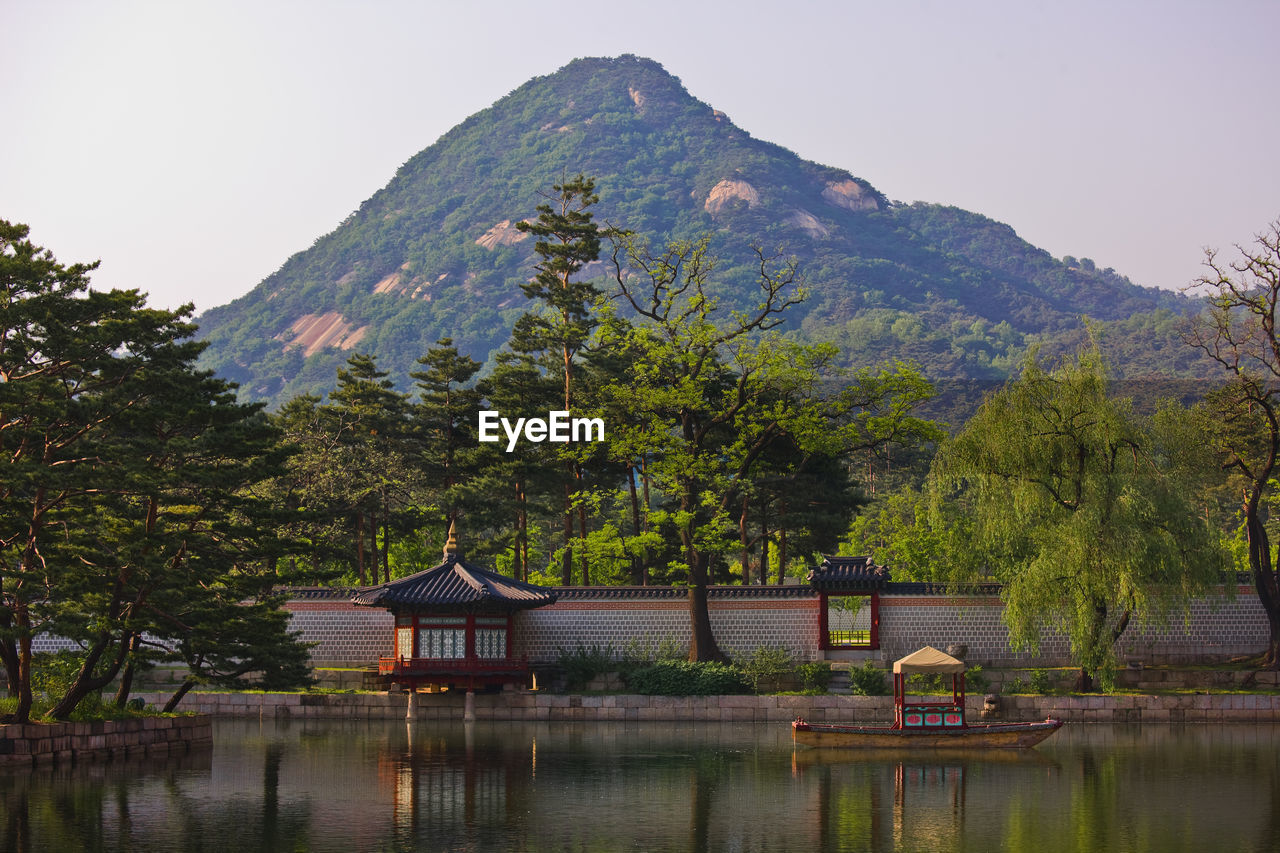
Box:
[807,555,890,591]
[350,554,557,612]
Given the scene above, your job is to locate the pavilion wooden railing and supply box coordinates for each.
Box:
[377,656,530,678]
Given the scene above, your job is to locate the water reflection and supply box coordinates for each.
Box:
[0,720,1276,851]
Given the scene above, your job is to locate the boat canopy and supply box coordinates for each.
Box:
[892,646,965,675]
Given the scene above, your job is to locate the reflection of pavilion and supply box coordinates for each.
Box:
[352,523,556,694]
[386,727,531,847]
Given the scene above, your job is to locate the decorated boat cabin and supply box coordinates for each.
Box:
[892,646,967,729]
[351,525,557,692]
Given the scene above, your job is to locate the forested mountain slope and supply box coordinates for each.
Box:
[195,55,1206,405]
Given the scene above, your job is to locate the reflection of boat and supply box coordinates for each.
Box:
[791,744,1060,768]
[792,646,1063,749]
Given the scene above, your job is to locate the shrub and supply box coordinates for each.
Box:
[906,672,947,694]
[848,661,888,696]
[738,646,793,693]
[623,661,750,695]
[1028,668,1053,694]
[796,661,833,692]
[966,664,989,694]
[1003,678,1028,694]
[556,644,617,691]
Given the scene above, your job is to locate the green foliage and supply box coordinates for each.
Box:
[31,651,89,705]
[556,643,618,691]
[965,664,989,694]
[620,636,687,665]
[847,661,889,696]
[796,661,833,692]
[843,486,985,583]
[0,220,313,722]
[193,57,1203,411]
[929,341,1225,687]
[737,645,794,692]
[622,660,749,695]
[906,672,948,694]
[1028,669,1054,694]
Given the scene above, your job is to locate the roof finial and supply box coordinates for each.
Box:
[443,518,459,560]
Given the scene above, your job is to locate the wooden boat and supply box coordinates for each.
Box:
[792,717,1063,749]
[792,646,1063,750]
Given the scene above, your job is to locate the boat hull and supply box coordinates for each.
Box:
[792,718,1063,749]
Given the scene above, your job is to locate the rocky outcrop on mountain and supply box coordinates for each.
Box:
[194,55,1195,406]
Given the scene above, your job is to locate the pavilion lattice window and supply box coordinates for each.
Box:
[417,616,467,659]
[474,617,509,659]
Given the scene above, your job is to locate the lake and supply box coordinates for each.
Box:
[3,718,1277,851]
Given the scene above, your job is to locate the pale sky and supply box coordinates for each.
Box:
[4,0,1278,314]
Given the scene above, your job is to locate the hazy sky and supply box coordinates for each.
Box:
[5,0,1278,314]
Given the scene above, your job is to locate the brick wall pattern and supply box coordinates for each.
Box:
[878,586,1269,665]
[31,585,1272,668]
[514,596,820,663]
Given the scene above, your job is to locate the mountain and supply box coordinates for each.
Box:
[195,55,1205,406]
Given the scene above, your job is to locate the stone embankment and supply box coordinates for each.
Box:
[129,691,1280,724]
[0,715,212,766]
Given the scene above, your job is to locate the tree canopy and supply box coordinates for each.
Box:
[929,343,1224,688]
[0,220,311,721]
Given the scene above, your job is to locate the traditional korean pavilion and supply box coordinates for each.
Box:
[351,524,556,692]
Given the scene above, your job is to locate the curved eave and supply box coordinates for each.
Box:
[350,555,557,611]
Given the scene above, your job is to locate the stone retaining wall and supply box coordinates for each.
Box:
[0,715,212,766]
[130,691,1280,725]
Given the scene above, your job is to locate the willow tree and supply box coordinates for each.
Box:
[930,345,1222,690]
[1185,220,1280,668]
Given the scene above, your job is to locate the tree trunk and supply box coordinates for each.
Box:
[163,677,197,713]
[759,500,770,588]
[628,461,644,585]
[641,456,652,523]
[739,495,751,585]
[578,501,590,586]
[48,629,130,719]
[112,633,141,707]
[368,513,381,583]
[687,579,727,663]
[0,609,18,697]
[561,479,574,585]
[1244,507,1280,669]
[13,613,33,723]
[777,502,789,586]
[355,511,367,586]
[381,510,391,583]
[515,478,528,582]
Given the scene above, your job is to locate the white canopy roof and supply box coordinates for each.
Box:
[892,646,966,675]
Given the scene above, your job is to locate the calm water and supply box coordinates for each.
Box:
[2,718,1278,852]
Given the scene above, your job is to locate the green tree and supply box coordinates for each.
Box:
[324,353,413,585]
[843,486,983,583]
[930,344,1223,689]
[0,220,310,721]
[1185,220,1280,668]
[410,338,484,530]
[605,235,938,659]
[472,353,562,579]
[511,174,609,584]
